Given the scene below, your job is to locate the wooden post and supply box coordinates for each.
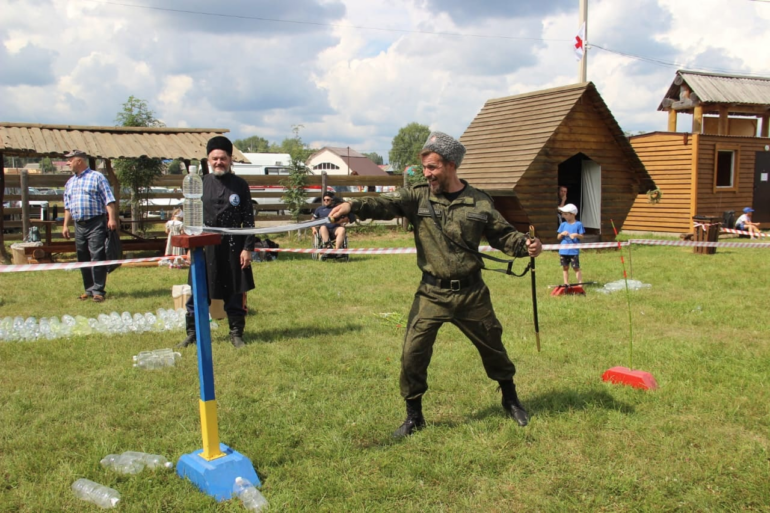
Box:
[21,169,30,240]
[761,113,769,138]
[401,170,409,231]
[689,133,700,232]
[0,152,8,262]
[89,157,97,171]
[201,158,209,176]
[321,171,328,197]
[578,0,587,83]
[718,105,729,135]
[104,159,123,230]
[692,105,703,134]
[667,110,677,132]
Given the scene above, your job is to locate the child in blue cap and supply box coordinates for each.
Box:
[735,207,761,239]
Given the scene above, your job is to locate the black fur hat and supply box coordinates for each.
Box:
[206,136,233,156]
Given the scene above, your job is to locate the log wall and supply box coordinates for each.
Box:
[625,132,693,233]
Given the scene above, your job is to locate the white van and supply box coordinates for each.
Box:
[234,153,292,176]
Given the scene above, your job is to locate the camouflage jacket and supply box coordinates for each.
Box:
[349,180,529,279]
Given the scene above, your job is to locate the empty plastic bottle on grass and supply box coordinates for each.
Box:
[101,451,173,473]
[233,477,269,511]
[72,478,120,509]
[133,348,181,370]
[121,451,174,470]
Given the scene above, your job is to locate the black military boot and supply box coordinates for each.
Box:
[175,314,196,348]
[392,397,426,438]
[228,316,246,349]
[499,380,529,427]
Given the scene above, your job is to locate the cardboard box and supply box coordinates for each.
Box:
[171,285,227,319]
[172,285,191,311]
[209,299,226,320]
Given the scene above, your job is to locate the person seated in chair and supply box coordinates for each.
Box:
[312,191,355,251]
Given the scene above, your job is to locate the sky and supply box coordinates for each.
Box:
[1,0,769,162]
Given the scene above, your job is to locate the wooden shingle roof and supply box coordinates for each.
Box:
[459,82,654,192]
[0,123,249,162]
[658,70,770,113]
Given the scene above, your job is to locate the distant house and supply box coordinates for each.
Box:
[459,82,655,242]
[306,147,388,176]
[625,70,770,233]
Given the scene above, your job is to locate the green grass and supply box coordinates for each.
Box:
[1,230,769,511]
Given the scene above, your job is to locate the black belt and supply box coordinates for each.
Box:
[421,271,482,291]
[75,215,105,225]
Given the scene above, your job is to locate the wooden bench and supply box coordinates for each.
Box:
[23,238,166,260]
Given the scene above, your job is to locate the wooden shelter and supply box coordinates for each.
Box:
[459,82,655,242]
[624,71,770,233]
[0,123,248,260]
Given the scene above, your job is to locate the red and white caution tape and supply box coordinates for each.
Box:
[629,239,769,248]
[719,228,769,238]
[0,256,166,273]
[3,239,769,273]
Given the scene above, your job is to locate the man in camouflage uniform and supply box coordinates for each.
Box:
[330,131,542,437]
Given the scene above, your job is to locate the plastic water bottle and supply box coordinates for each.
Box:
[121,451,174,470]
[102,451,173,473]
[133,349,181,369]
[72,478,120,508]
[233,477,269,511]
[183,167,203,235]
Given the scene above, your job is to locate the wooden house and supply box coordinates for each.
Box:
[624,70,770,233]
[459,82,655,243]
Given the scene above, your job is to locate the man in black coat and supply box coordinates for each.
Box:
[178,136,256,349]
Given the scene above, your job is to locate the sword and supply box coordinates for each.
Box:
[529,225,541,352]
[201,216,333,236]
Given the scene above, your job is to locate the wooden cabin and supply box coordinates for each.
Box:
[624,70,770,233]
[459,82,655,243]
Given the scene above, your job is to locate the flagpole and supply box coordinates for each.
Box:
[578,0,588,82]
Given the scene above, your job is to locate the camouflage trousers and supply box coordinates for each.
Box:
[400,280,517,400]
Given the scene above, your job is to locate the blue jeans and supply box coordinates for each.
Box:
[75,215,108,296]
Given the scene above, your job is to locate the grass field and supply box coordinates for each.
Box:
[1,229,769,511]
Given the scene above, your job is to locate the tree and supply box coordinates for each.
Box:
[39,157,56,173]
[113,96,165,232]
[115,96,165,128]
[281,157,310,233]
[389,122,430,174]
[363,152,383,165]
[167,158,185,175]
[234,135,271,153]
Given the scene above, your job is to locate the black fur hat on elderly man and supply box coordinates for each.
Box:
[206,135,233,156]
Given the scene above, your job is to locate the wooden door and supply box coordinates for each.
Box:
[753,152,770,223]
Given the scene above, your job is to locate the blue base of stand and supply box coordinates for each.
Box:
[176,443,260,501]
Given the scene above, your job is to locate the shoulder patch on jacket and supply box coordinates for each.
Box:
[467,211,487,222]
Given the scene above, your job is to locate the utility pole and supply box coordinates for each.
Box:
[578,0,588,83]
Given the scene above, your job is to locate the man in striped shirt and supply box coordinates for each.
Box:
[62,150,118,303]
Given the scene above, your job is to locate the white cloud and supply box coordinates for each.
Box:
[0,0,767,159]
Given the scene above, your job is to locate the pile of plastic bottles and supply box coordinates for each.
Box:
[133,348,182,370]
[0,308,188,342]
[100,451,174,474]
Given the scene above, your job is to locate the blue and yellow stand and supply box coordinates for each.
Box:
[171,234,260,501]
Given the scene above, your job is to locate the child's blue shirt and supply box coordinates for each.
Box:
[557,221,585,255]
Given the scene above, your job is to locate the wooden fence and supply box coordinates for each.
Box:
[2,171,406,244]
